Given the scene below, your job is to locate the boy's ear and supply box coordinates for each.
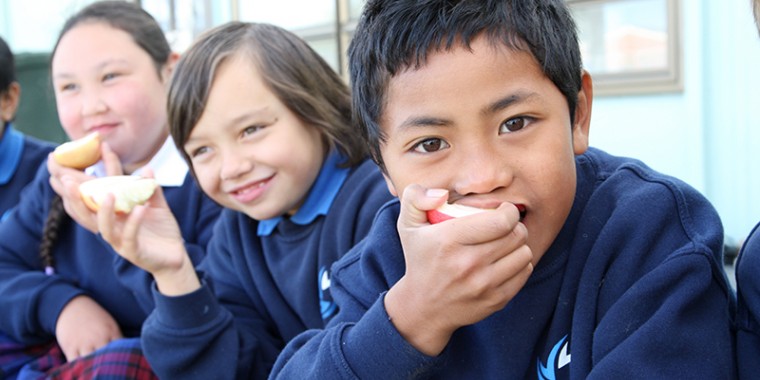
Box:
[383,173,399,197]
[572,70,593,155]
[0,82,21,123]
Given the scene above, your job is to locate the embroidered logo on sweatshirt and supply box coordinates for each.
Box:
[537,335,571,380]
[318,266,337,320]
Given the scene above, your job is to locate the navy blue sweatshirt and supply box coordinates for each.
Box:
[0,146,221,344]
[272,148,735,379]
[0,126,54,219]
[735,221,760,379]
[140,158,394,379]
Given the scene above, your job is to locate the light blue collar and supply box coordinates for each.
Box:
[0,125,25,185]
[258,151,350,236]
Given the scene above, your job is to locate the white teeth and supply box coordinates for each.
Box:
[234,181,265,195]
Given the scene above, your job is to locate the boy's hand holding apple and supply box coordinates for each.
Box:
[383,184,533,356]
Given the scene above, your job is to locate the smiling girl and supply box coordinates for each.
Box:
[95,21,394,379]
[0,2,220,378]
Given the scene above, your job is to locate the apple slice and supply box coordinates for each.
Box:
[79,176,158,213]
[427,203,487,224]
[53,132,101,169]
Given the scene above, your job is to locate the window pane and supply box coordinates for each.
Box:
[349,0,366,21]
[143,0,230,53]
[1,0,100,53]
[571,0,669,74]
[304,37,339,72]
[239,0,335,30]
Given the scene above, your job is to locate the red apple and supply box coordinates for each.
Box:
[427,203,487,224]
[79,175,158,213]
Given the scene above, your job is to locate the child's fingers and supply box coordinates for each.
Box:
[97,193,118,244]
[398,184,448,228]
[448,203,523,246]
[141,167,155,179]
[137,168,170,209]
[60,175,100,233]
[492,244,533,282]
[150,186,169,209]
[494,254,534,302]
[120,204,149,261]
[101,142,124,177]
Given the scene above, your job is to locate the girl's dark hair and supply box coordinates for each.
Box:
[51,1,171,74]
[41,0,171,273]
[349,0,583,170]
[0,36,14,91]
[1,36,15,130]
[168,21,365,171]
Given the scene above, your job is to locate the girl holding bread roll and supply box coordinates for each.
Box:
[94,22,394,379]
[0,2,221,378]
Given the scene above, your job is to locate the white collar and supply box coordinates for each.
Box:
[85,136,188,187]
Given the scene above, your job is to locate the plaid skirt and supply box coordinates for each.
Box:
[0,333,157,380]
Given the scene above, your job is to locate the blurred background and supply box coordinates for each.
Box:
[1,0,759,271]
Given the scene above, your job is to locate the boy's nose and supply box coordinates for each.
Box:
[451,144,512,196]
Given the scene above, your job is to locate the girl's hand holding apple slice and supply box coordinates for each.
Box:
[94,169,201,296]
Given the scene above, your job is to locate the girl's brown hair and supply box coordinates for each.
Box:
[168,22,367,171]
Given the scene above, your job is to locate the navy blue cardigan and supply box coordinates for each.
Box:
[0,163,221,343]
[140,158,394,379]
[273,148,735,379]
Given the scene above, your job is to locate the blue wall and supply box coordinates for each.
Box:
[590,0,760,244]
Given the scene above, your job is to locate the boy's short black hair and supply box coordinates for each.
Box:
[349,0,583,169]
[0,36,15,91]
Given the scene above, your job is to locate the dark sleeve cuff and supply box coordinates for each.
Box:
[343,292,438,377]
[151,278,222,329]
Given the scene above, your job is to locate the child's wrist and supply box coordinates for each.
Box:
[385,279,453,356]
[153,256,201,296]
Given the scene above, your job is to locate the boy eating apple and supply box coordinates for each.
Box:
[271,0,736,378]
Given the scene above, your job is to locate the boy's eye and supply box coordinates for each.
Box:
[500,116,531,134]
[413,138,450,153]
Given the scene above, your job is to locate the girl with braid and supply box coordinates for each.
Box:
[0,2,221,379]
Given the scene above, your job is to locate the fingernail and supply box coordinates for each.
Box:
[426,189,448,198]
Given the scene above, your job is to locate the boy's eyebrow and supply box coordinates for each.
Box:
[396,91,541,130]
[483,91,539,117]
[397,116,451,130]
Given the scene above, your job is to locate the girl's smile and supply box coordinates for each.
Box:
[228,174,274,204]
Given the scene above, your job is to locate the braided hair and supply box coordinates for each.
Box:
[39,196,67,275]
